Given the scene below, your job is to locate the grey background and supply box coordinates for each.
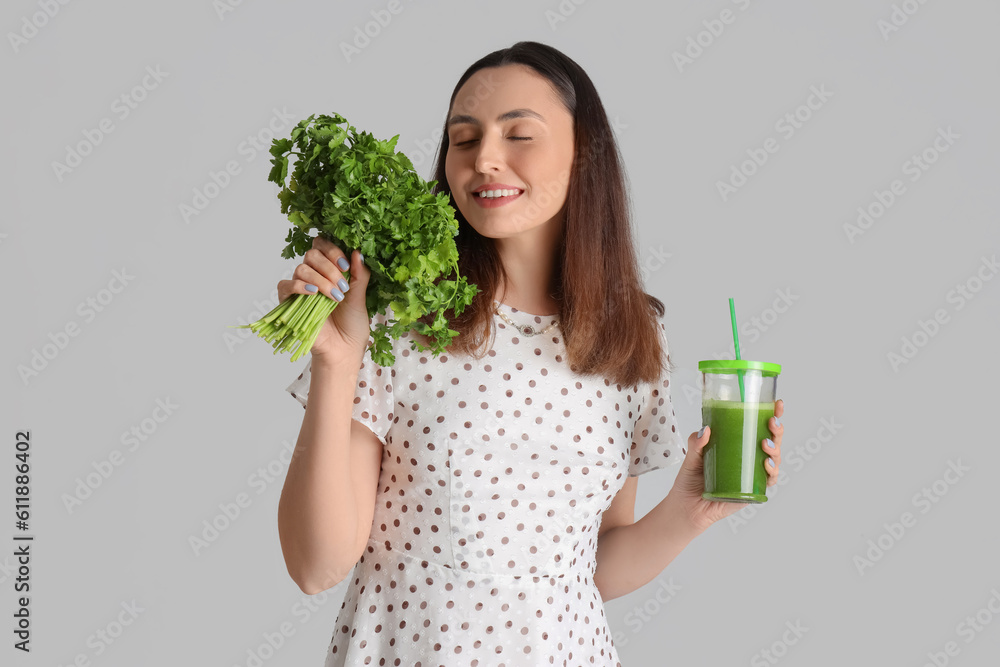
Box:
[3,0,999,665]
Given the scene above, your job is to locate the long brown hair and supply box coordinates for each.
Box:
[413,40,671,388]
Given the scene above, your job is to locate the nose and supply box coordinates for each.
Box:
[473,131,505,173]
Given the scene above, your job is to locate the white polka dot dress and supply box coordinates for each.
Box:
[284,302,684,666]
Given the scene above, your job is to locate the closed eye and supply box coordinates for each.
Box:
[454,137,532,147]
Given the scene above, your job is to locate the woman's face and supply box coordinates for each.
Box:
[445,64,575,241]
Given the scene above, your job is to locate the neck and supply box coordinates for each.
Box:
[492,217,563,316]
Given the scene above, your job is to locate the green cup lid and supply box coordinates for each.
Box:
[698,359,781,375]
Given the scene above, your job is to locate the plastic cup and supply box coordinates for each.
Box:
[698,359,782,504]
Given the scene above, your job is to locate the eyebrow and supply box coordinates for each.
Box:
[446,108,546,129]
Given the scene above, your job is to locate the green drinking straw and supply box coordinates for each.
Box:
[729,298,746,402]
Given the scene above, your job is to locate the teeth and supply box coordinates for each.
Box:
[478,189,520,198]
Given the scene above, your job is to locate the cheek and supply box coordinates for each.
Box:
[445,147,469,170]
[444,154,459,188]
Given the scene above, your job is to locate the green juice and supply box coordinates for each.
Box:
[701,399,775,503]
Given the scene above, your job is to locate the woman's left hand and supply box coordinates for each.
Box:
[668,399,785,535]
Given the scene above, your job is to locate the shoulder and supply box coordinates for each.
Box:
[649,312,673,385]
[651,311,670,353]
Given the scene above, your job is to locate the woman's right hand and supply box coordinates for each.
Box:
[276,235,374,362]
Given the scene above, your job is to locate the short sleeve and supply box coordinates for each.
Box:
[628,319,684,477]
[284,309,395,447]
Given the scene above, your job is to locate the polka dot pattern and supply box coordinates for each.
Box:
[284,303,683,665]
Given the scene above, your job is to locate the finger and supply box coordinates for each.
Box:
[276,279,294,304]
[339,249,370,309]
[303,248,352,291]
[775,399,784,419]
[768,414,783,439]
[309,237,352,273]
[685,426,710,457]
[311,235,333,250]
[277,277,325,303]
[765,455,779,485]
[350,247,368,278]
[768,414,783,454]
[293,263,347,303]
[762,438,780,467]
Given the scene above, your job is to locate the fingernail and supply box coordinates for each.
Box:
[765,439,775,449]
[331,288,344,301]
[774,417,781,427]
[304,284,318,293]
[338,278,350,292]
[359,252,364,263]
[697,426,706,439]
[337,257,350,271]
[767,458,775,468]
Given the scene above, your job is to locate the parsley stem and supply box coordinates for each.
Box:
[230,289,340,363]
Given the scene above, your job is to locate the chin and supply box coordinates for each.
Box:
[464,220,506,239]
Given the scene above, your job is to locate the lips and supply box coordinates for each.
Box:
[472,189,522,208]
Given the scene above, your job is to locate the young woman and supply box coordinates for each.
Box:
[277,41,785,666]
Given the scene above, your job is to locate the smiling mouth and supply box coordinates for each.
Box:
[472,190,523,207]
[474,188,524,198]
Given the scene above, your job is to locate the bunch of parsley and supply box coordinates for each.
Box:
[234,112,478,366]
